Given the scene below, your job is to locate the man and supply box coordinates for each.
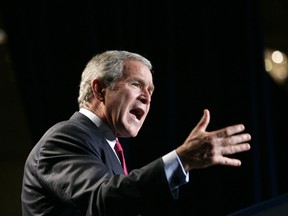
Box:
[21,50,251,215]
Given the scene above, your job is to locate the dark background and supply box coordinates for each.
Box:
[1,0,288,215]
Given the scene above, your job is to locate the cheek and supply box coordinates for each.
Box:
[106,88,136,110]
[118,90,135,103]
[109,92,131,109]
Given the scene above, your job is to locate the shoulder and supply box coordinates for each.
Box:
[46,111,98,137]
[36,112,104,154]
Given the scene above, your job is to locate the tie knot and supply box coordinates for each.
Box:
[114,140,123,153]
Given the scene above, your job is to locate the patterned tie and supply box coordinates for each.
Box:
[114,139,128,175]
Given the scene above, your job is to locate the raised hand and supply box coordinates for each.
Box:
[176,109,251,172]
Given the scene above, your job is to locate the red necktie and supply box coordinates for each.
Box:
[114,140,128,175]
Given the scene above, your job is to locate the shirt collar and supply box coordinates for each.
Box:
[79,108,117,148]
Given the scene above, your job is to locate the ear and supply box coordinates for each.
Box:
[92,79,105,101]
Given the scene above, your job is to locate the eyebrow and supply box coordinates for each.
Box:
[130,77,155,92]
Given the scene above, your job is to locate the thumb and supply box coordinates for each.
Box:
[195,109,210,132]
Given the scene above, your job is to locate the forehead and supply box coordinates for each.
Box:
[123,60,153,81]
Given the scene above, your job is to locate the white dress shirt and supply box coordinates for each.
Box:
[79,108,189,198]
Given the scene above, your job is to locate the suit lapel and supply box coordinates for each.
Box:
[71,111,126,176]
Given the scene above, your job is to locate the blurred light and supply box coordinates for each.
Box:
[274,66,288,80]
[264,48,288,84]
[265,59,273,72]
[0,29,7,45]
[271,50,284,64]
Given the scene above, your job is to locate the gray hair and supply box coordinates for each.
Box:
[78,50,153,108]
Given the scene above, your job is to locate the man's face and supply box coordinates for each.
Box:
[104,60,154,137]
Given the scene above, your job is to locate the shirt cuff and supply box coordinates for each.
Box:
[162,150,189,198]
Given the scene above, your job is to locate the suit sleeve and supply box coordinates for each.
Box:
[36,123,173,216]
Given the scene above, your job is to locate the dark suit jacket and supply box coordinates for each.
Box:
[21,112,174,216]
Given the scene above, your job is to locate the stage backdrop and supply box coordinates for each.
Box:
[1,0,288,215]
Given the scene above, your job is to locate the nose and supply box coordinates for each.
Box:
[139,89,151,104]
[139,95,150,104]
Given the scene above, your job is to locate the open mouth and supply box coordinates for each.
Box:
[130,108,144,120]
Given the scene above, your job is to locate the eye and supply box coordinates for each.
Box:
[132,82,142,89]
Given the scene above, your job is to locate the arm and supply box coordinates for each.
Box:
[161,109,251,198]
[36,123,172,216]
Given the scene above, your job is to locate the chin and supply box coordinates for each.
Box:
[119,128,139,138]
[130,128,141,137]
[126,130,138,137]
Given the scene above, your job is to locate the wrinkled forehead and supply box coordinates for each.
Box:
[123,60,151,71]
[123,60,154,89]
[123,60,152,77]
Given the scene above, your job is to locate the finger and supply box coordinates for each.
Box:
[215,124,245,138]
[221,143,251,155]
[195,109,210,132]
[218,157,242,166]
[222,133,251,146]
